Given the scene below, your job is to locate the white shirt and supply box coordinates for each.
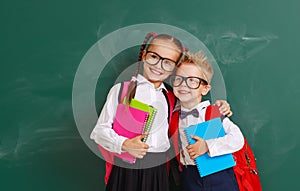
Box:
[179,100,244,165]
[90,74,170,154]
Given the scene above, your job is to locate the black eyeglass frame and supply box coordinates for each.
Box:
[144,50,178,72]
[170,75,209,89]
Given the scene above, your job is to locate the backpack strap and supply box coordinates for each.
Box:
[169,110,181,161]
[168,110,182,186]
[205,105,226,121]
[162,90,176,123]
[162,82,176,123]
[119,81,130,103]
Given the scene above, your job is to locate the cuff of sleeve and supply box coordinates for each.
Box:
[205,139,217,157]
[115,136,128,154]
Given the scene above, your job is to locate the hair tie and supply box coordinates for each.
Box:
[152,33,158,38]
[182,45,186,52]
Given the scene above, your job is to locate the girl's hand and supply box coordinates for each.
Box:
[186,135,208,159]
[122,134,149,158]
[214,100,233,117]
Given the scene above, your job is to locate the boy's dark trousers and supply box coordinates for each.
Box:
[180,165,240,191]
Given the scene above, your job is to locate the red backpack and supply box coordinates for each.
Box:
[98,81,176,184]
[169,105,263,191]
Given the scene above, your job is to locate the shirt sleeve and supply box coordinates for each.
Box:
[205,117,244,157]
[90,83,128,154]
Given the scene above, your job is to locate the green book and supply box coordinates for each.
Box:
[128,99,158,142]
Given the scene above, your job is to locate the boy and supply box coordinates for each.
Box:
[170,51,244,191]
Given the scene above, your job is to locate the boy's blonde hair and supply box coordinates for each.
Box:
[179,51,214,84]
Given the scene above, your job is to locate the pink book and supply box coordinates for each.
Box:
[98,82,148,168]
[112,103,149,163]
[113,103,149,138]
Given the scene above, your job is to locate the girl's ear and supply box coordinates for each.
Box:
[141,50,147,61]
[201,84,211,96]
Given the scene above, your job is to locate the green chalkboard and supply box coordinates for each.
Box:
[1,0,300,190]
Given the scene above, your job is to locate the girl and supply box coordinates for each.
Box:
[90,32,232,191]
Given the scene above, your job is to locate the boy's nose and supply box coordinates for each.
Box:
[180,80,188,87]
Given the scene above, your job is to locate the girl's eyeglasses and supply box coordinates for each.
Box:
[144,51,177,72]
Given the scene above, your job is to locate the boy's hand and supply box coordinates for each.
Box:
[122,134,149,158]
[214,100,233,117]
[186,135,208,159]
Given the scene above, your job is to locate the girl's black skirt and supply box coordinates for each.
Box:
[106,152,169,191]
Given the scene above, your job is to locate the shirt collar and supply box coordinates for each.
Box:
[136,74,167,91]
[181,100,211,112]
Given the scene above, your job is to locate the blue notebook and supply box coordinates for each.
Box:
[184,117,236,177]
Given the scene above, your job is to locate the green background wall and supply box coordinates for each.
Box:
[1,0,300,190]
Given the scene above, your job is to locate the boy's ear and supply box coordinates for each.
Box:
[201,84,211,96]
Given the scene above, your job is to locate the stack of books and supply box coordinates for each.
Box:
[112,98,157,163]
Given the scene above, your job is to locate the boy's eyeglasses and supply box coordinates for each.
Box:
[170,75,208,89]
[144,51,177,72]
